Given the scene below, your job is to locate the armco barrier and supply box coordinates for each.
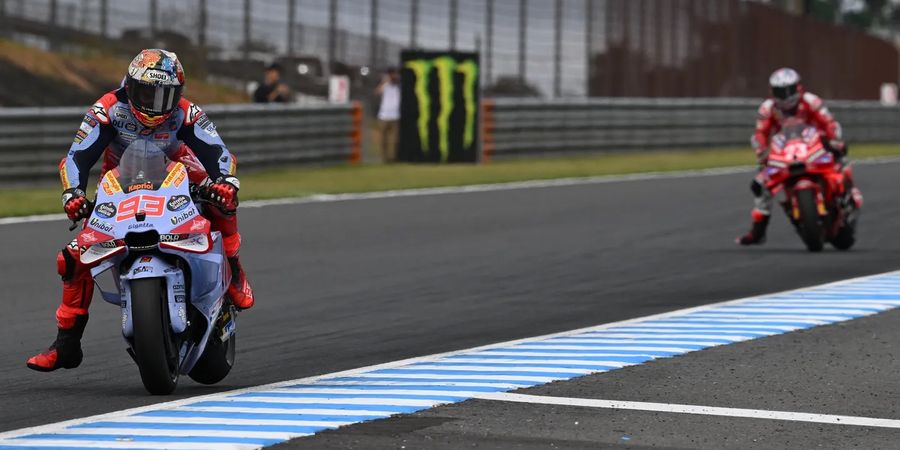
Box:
[483,98,900,159]
[3,98,899,184]
[0,102,360,183]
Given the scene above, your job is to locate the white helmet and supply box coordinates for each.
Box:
[769,68,802,111]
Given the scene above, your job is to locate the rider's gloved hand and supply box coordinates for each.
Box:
[62,188,91,221]
[827,139,847,156]
[199,176,239,213]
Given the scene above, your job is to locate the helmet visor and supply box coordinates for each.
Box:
[772,84,798,100]
[127,78,182,116]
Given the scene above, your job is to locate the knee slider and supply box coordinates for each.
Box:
[750,179,764,197]
[57,248,76,281]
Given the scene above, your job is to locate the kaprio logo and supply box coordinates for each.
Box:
[127,182,154,192]
[405,56,478,161]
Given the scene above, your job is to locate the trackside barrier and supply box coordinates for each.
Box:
[486,98,900,159]
[3,98,898,183]
[0,103,359,183]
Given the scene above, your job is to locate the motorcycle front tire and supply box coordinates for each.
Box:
[131,277,180,395]
[796,189,825,252]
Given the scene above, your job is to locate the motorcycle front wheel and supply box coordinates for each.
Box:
[131,278,180,395]
[796,189,825,252]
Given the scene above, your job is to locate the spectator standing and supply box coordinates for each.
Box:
[253,63,292,103]
[375,68,401,163]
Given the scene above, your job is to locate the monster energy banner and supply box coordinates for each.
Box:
[400,51,480,163]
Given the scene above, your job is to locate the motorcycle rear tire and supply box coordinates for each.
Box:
[796,189,825,252]
[132,278,179,395]
[189,331,236,385]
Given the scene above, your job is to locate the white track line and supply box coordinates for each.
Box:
[7,156,900,227]
[473,392,900,429]
[2,270,899,441]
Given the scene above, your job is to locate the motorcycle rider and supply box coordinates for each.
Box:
[27,49,255,372]
[737,67,860,245]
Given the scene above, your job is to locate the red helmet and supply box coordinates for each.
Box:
[769,68,803,111]
[125,49,185,128]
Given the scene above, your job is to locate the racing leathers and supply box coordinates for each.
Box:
[27,88,254,372]
[738,91,858,245]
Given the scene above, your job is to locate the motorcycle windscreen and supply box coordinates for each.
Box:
[117,141,169,191]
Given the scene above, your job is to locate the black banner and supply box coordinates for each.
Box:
[399,51,480,163]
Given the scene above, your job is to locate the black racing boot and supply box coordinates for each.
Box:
[737,215,770,246]
[26,315,88,372]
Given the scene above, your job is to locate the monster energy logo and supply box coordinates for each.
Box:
[405,56,478,162]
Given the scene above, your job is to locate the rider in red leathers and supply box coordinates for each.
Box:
[737,68,861,245]
[27,49,255,372]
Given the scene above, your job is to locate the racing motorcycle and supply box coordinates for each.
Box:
[75,140,236,394]
[763,118,859,252]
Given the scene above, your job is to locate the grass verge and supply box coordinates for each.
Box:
[3,144,900,218]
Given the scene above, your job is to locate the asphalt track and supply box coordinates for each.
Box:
[2,161,900,447]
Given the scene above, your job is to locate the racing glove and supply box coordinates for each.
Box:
[199,176,239,214]
[62,188,91,221]
[827,139,847,156]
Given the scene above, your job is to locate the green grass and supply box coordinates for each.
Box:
[4,144,900,218]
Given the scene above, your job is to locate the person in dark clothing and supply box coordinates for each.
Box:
[253,63,292,103]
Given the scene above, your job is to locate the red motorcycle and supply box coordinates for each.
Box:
[763,119,859,252]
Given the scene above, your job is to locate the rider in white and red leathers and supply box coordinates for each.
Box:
[27,49,255,372]
[737,68,861,245]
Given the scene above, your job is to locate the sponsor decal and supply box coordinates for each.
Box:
[132,266,152,275]
[170,208,196,225]
[98,241,119,249]
[140,256,153,263]
[127,182,154,192]
[81,230,99,245]
[404,53,479,161]
[73,129,88,144]
[145,70,170,82]
[83,115,98,128]
[125,122,138,132]
[88,217,115,233]
[115,110,128,120]
[79,122,93,135]
[94,202,116,218]
[101,172,122,194]
[166,195,191,212]
[187,103,202,124]
[163,266,179,273]
[154,133,170,140]
[175,295,186,303]
[127,222,153,230]
[195,114,218,137]
[160,164,186,188]
[139,127,154,136]
[190,218,205,231]
[90,103,109,124]
[67,239,79,250]
[160,233,188,243]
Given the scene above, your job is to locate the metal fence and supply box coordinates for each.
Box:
[0,103,362,183]
[3,0,896,102]
[482,98,900,159]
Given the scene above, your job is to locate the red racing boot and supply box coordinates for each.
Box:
[227,256,254,310]
[26,315,88,372]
